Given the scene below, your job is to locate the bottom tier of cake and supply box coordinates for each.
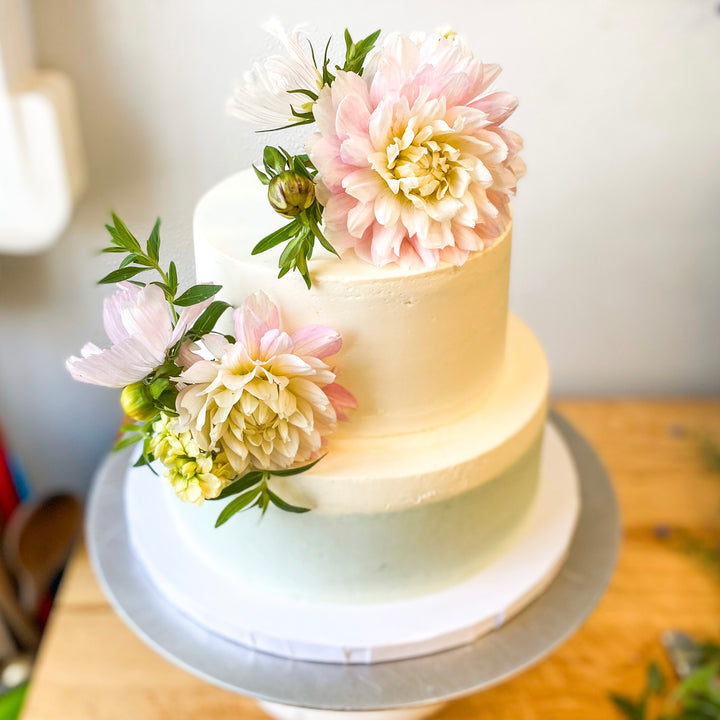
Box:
[135,315,548,605]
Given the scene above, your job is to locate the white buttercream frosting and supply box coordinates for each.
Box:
[194,169,511,438]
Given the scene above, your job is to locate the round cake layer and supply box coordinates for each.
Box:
[194,169,511,438]
[164,317,548,603]
[124,422,579,661]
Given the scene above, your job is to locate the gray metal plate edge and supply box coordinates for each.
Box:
[85,410,620,711]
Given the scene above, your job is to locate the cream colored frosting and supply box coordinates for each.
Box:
[194,169,511,438]
[270,314,548,513]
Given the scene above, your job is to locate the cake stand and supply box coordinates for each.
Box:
[86,411,620,719]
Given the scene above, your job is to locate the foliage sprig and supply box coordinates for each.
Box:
[611,642,720,719]
[253,147,338,289]
[210,456,324,525]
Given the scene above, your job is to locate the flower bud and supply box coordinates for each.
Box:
[267,171,315,218]
[121,381,157,421]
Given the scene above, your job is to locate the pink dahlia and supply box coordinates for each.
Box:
[175,292,356,473]
[307,31,525,268]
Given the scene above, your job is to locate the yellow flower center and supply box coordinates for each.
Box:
[381,124,463,203]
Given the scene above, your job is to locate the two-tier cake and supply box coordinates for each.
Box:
[69,24,579,664]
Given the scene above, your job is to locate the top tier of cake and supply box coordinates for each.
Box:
[194,169,512,438]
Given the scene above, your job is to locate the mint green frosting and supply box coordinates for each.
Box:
[170,431,543,604]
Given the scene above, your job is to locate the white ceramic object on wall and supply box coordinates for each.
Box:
[0,0,86,254]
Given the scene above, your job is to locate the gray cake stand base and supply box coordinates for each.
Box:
[86,411,620,719]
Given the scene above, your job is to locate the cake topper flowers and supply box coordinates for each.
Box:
[67,216,355,523]
[230,23,524,285]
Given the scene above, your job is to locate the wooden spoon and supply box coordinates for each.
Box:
[4,494,81,617]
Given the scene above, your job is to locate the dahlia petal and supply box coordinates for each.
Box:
[374,190,402,226]
[308,135,348,192]
[335,93,371,140]
[234,291,280,355]
[368,100,394,149]
[470,92,518,125]
[347,200,376,238]
[202,333,233,360]
[291,325,342,359]
[270,354,315,377]
[342,168,386,204]
[179,360,221,385]
[323,383,357,422]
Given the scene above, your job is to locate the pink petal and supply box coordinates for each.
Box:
[291,325,342,359]
[347,200,376,238]
[342,168,385,204]
[170,296,214,346]
[469,92,518,125]
[308,135,348,192]
[177,340,202,369]
[335,92,371,140]
[202,332,233,360]
[66,337,161,387]
[234,291,280,354]
[324,382,357,422]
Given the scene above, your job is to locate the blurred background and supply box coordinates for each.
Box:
[1,0,719,497]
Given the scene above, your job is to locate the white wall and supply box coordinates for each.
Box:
[1,0,719,495]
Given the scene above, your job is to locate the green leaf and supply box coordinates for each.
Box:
[270,455,326,477]
[292,155,311,178]
[278,231,305,268]
[118,253,138,269]
[215,488,261,527]
[168,261,178,294]
[188,300,231,339]
[253,164,270,185]
[113,434,143,452]
[647,662,665,695]
[148,377,170,399]
[174,284,221,306]
[307,211,339,257]
[257,117,314,133]
[147,218,161,261]
[119,424,141,434]
[259,490,270,516]
[100,246,127,254]
[266,488,311,513]
[110,213,143,253]
[252,220,299,255]
[98,266,147,284]
[263,146,287,175]
[287,87,319,101]
[211,471,265,501]
[609,695,642,720]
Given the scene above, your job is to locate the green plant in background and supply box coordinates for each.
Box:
[611,433,720,719]
[612,644,720,720]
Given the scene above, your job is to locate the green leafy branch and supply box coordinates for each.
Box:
[210,456,325,525]
[340,28,381,76]
[253,147,338,289]
[611,643,720,719]
[99,214,221,317]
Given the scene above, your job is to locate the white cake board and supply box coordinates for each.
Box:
[124,422,579,665]
[86,412,620,719]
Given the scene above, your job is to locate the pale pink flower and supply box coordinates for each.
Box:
[307,31,525,268]
[175,292,356,474]
[66,282,212,387]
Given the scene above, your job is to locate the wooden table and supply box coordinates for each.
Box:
[19,401,720,719]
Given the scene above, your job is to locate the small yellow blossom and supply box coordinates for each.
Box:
[150,414,234,505]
